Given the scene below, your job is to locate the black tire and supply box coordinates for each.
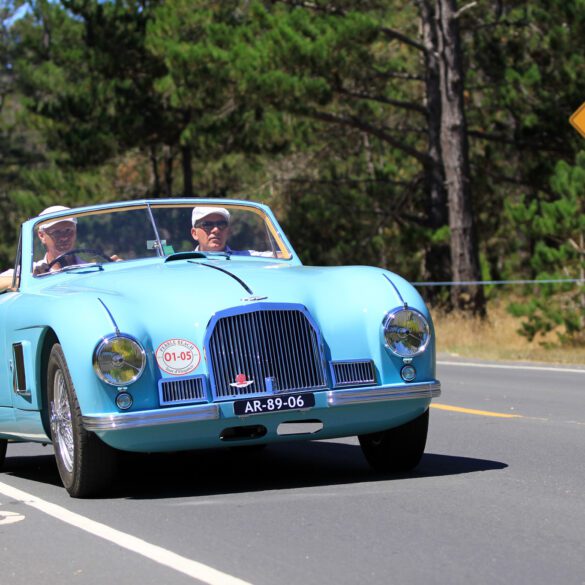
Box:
[0,439,6,469]
[358,409,429,473]
[47,344,117,497]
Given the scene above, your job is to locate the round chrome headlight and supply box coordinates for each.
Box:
[383,308,431,357]
[93,334,146,386]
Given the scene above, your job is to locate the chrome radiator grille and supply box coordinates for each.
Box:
[331,360,376,387]
[208,307,326,398]
[159,376,206,406]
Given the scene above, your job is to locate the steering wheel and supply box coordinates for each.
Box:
[47,248,114,270]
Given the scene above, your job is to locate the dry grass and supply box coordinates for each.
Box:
[431,300,585,365]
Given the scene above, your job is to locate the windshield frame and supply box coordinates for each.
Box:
[22,199,298,285]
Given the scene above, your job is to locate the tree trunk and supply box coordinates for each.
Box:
[181,143,193,197]
[362,132,389,268]
[418,0,451,298]
[163,144,174,197]
[181,110,193,197]
[434,0,485,316]
[149,146,161,196]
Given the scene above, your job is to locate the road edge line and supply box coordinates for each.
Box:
[0,481,253,585]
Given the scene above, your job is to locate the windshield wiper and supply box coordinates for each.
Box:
[36,263,104,276]
[58,263,104,273]
[165,251,207,262]
[205,251,232,260]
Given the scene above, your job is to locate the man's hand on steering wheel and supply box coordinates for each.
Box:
[47,248,114,270]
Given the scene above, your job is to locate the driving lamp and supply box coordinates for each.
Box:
[93,334,146,386]
[115,392,134,410]
[383,308,430,357]
[401,364,417,382]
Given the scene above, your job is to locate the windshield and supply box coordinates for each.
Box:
[31,203,290,276]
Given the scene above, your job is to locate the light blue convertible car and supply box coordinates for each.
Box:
[0,199,441,497]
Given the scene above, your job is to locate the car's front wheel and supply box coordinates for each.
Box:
[358,409,429,473]
[48,344,117,497]
[0,439,6,469]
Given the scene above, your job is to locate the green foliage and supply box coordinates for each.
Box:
[508,152,585,345]
[0,0,584,348]
[464,0,585,292]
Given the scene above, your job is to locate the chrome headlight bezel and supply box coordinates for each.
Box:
[93,333,146,387]
[382,307,431,358]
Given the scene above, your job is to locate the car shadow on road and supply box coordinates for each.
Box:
[3,454,63,489]
[2,441,507,499]
[113,441,508,499]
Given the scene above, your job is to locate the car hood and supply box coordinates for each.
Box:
[30,258,434,393]
[38,258,427,360]
[41,258,416,315]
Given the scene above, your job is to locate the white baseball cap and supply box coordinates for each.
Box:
[37,206,78,231]
[191,206,230,227]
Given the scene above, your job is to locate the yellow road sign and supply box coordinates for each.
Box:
[570,102,585,138]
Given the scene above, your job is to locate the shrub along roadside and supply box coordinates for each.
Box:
[506,152,585,347]
[432,299,585,365]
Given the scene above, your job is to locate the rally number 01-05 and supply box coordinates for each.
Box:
[164,351,193,362]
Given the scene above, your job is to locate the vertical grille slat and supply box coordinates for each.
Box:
[208,306,326,399]
[294,312,305,389]
[243,312,259,396]
[258,312,270,386]
[159,376,206,406]
[285,312,296,389]
[272,310,286,388]
[331,360,376,388]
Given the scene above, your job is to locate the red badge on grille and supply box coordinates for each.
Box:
[230,373,254,388]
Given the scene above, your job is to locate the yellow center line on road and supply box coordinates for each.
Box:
[431,403,523,419]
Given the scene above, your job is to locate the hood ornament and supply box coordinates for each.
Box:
[230,373,254,388]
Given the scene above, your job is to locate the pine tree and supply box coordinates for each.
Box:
[508,151,585,345]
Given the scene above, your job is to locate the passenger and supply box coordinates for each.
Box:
[191,206,278,257]
[191,207,235,253]
[192,206,276,257]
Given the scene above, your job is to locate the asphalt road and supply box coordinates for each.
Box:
[1,357,584,585]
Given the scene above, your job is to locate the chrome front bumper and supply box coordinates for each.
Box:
[326,380,441,406]
[83,404,220,432]
[83,380,441,432]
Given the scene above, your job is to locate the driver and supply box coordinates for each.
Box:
[34,206,81,275]
[33,205,122,274]
[0,205,78,278]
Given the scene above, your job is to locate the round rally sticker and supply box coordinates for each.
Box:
[155,339,201,376]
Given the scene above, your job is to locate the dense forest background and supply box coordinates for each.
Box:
[1,0,584,344]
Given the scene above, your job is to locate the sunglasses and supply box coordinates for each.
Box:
[45,227,76,239]
[195,220,229,231]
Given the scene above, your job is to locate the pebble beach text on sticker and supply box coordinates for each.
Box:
[155,338,201,376]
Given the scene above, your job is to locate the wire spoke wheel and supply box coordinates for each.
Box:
[51,369,74,473]
[47,344,116,497]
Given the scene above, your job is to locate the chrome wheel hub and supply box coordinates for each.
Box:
[50,369,74,473]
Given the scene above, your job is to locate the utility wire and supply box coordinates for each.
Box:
[412,278,585,287]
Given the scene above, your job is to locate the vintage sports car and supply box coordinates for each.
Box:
[0,199,441,497]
